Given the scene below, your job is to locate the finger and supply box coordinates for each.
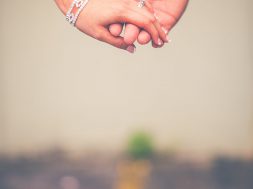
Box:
[120,10,160,45]
[152,42,159,48]
[138,28,168,47]
[124,23,140,45]
[152,11,176,33]
[137,30,151,45]
[97,27,130,50]
[136,11,173,46]
[109,23,124,37]
[141,1,154,14]
[152,13,168,43]
[132,4,168,44]
[152,32,167,48]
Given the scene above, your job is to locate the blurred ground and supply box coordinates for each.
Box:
[0,150,252,189]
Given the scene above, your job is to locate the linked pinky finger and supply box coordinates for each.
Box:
[109,23,124,37]
[137,30,151,45]
[124,23,140,45]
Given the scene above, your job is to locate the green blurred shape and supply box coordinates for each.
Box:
[127,131,154,160]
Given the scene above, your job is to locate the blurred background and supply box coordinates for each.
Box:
[0,0,253,189]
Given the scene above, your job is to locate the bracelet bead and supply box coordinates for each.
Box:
[66,0,89,26]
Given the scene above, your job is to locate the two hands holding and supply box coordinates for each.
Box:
[55,0,188,53]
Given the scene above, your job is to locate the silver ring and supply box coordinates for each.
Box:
[137,0,146,8]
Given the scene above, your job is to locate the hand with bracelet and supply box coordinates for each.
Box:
[55,0,168,53]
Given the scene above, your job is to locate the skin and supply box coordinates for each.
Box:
[54,0,168,52]
[109,0,189,48]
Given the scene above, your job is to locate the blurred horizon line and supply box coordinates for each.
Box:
[1,146,252,162]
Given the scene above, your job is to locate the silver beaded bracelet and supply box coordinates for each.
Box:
[66,0,89,26]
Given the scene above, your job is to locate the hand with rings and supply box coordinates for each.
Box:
[54,0,188,53]
[110,0,189,49]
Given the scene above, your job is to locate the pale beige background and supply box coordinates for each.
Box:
[0,0,253,158]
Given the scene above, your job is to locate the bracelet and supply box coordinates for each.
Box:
[66,0,89,26]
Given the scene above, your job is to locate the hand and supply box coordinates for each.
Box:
[55,0,168,52]
[109,0,189,48]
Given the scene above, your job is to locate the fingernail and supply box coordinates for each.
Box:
[162,27,168,35]
[126,45,136,53]
[158,38,163,46]
[154,13,159,20]
[163,33,171,43]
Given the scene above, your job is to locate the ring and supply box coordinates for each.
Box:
[137,0,146,8]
